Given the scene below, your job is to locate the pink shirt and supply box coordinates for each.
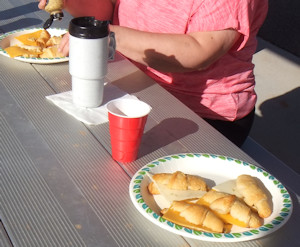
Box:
[113,0,268,121]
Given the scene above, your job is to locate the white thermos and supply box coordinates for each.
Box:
[69,17,115,108]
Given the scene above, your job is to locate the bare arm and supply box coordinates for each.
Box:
[41,0,240,73]
[109,25,240,72]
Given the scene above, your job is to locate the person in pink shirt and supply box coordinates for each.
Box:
[39,0,268,147]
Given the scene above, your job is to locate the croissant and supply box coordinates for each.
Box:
[4,46,41,58]
[148,171,208,195]
[15,30,43,46]
[235,175,272,218]
[6,30,64,59]
[161,201,225,233]
[46,36,63,47]
[40,46,64,58]
[199,190,263,228]
[36,29,51,47]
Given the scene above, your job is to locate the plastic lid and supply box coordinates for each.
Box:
[69,17,110,39]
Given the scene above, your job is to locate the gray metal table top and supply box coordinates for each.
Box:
[1,1,299,247]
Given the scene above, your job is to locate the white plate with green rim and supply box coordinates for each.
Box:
[0,28,68,64]
[129,153,293,242]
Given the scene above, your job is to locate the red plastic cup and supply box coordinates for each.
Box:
[107,98,152,162]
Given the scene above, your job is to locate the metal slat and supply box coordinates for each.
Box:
[0,54,187,246]
[0,113,86,247]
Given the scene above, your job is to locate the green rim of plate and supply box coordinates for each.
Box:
[131,153,292,241]
[0,28,67,60]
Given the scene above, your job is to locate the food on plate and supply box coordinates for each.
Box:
[148,171,272,233]
[197,190,263,228]
[39,46,62,58]
[46,36,63,47]
[235,174,272,218]
[161,201,228,233]
[147,171,208,203]
[15,29,50,47]
[4,46,42,59]
[148,171,208,195]
[4,29,64,58]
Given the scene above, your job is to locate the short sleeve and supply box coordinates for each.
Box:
[188,0,252,50]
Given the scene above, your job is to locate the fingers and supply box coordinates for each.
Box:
[38,0,47,10]
[59,32,70,56]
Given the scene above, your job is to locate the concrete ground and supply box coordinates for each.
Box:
[246,38,300,175]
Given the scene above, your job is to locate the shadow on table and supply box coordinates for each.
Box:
[0,2,39,20]
[111,70,155,95]
[0,18,42,33]
[140,117,199,156]
[250,87,300,175]
[0,2,42,32]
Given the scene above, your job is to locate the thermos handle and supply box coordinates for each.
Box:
[108,32,116,61]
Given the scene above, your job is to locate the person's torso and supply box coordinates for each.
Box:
[113,0,268,120]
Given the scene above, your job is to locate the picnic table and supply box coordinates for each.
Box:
[1,1,299,246]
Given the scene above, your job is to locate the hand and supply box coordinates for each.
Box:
[38,0,47,10]
[58,32,70,56]
[39,0,113,21]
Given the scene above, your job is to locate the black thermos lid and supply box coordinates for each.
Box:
[69,17,109,39]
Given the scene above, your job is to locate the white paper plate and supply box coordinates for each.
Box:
[0,28,68,64]
[129,153,293,242]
